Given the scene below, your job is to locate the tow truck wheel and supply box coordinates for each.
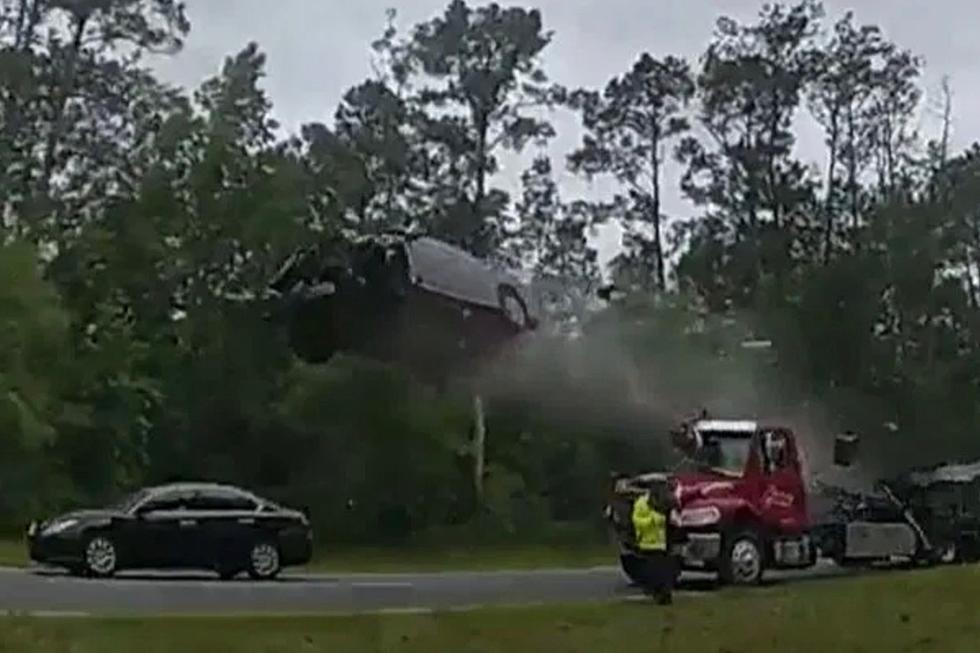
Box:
[720,531,764,586]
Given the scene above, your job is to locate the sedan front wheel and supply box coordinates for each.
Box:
[83,535,118,578]
[247,541,282,580]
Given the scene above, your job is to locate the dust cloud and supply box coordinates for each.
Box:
[474,297,861,484]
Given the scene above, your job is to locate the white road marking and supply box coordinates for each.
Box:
[351,582,413,589]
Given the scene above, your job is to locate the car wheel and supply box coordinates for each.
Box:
[83,535,118,579]
[720,531,764,586]
[247,541,281,580]
[498,286,529,329]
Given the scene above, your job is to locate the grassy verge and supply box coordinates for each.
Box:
[0,538,25,568]
[0,537,613,573]
[2,565,978,652]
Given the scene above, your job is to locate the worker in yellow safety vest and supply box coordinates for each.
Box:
[631,487,676,605]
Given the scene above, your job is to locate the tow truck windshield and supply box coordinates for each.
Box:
[690,431,754,477]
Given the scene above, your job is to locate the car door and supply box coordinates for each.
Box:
[130,489,195,568]
[188,488,259,570]
[760,429,808,533]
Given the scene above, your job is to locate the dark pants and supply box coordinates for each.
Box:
[637,550,676,605]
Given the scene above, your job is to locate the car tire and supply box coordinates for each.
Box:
[247,540,282,581]
[498,286,530,330]
[719,530,764,586]
[82,534,119,579]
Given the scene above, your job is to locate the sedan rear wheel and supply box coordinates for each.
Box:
[247,541,281,580]
[83,535,118,578]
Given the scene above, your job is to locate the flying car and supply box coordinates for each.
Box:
[267,232,540,380]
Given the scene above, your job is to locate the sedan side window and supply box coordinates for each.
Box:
[139,490,189,513]
[187,489,257,512]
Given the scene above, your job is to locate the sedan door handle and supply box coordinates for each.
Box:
[237,517,256,525]
[179,519,196,527]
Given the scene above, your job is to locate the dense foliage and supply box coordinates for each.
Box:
[1,0,977,543]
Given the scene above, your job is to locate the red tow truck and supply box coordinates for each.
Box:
[606,415,960,586]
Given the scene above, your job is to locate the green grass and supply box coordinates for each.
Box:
[2,565,979,652]
[0,539,25,568]
[0,537,613,573]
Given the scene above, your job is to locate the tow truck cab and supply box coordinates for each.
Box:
[610,418,818,585]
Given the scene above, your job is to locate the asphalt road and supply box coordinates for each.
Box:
[0,561,847,616]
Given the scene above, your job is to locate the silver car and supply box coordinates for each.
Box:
[269,232,539,378]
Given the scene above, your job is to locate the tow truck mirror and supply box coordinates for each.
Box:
[834,432,859,467]
[670,425,697,455]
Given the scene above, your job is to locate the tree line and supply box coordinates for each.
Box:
[0,0,977,544]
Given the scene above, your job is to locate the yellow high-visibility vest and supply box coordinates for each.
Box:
[631,493,667,551]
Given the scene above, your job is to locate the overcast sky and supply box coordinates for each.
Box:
[150,1,978,267]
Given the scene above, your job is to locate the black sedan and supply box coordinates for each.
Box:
[26,483,313,580]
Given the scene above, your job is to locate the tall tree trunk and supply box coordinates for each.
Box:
[13,0,41,50]
[13,0,30,47]
[823,111,840,265]
[37,13,88,201]
[883,112,896,196]
[767,92,782,230]
[936,77,953,207]
[846,105,860,236]
[743,115,759,232]
[472,393,486,505]
[963,255,980,311]
[471,110,489,255]
[2,0,44,237]
[965,254,978,310]
[651,124,665,292]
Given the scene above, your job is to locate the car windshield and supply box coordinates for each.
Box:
[691,432,754,477]
[110,489,151,513]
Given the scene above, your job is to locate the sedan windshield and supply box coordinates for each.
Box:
[110,489,151,513]
[692,433,754,477]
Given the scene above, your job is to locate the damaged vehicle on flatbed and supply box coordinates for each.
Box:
[606,415,980,586]
[266,231,539,379]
